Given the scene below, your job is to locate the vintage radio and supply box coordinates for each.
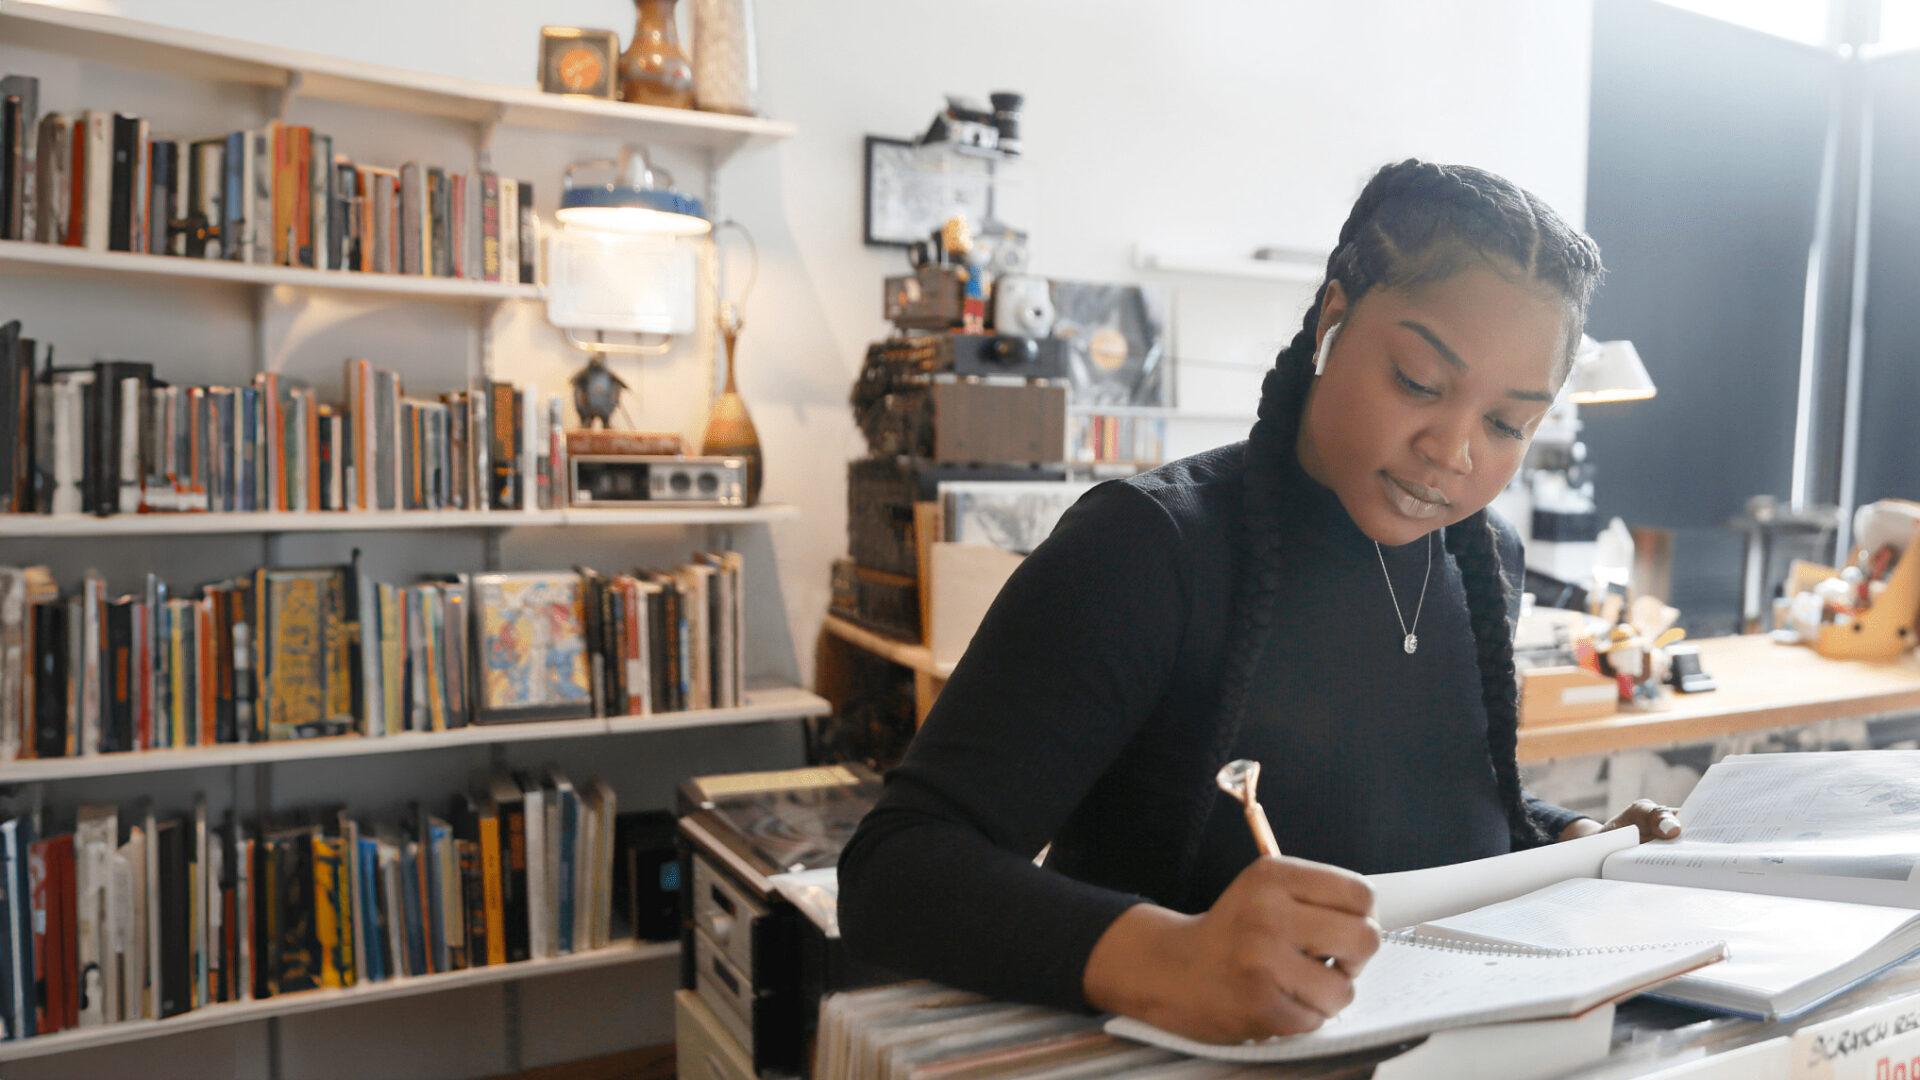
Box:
[676,764,896,1076]
[569,454,747,507]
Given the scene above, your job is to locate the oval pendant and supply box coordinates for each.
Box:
[1404,633,1418,655]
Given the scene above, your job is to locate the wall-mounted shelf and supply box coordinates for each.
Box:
[1133,245,1324,284]
[0,938,678,1063]
[0,684,830,784]
[0,240,539,304]
[0,2,795,165]
[0,503,800,539]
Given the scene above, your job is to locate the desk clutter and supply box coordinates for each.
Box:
[1777,499,1920,661]
[0,552,745,760]
[0,74,538,280]
[675,764,893,1077]
[807,751,1920,1078]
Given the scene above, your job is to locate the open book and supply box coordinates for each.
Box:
[1389,751,1920,1021]
[1104,933,1724,1062]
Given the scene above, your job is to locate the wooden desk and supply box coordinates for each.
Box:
[820,620,1920,762]
[1517,634,1920,762]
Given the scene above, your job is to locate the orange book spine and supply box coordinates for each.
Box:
[293,127,312,267]
[199,598,216,745]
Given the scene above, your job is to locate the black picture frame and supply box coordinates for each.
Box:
[862,135,997,249]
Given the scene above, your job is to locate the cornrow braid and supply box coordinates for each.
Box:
[1177,160,1604,880]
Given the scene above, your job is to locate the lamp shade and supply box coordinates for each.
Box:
[1568,337,1655,404]
[556,148,711,236]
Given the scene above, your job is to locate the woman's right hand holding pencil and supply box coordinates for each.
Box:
[1082,856,1382,1044]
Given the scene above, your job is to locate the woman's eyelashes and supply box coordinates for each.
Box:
[1392,364,1530,442]
[1391,365,1440,398]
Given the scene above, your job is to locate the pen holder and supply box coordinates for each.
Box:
[1786,530,1920,661]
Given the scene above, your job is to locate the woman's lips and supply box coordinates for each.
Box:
[1381,471,1449,520]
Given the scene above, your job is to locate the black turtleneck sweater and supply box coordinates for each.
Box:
[836,442,1587,1013]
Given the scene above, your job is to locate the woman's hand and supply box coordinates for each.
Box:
[1559,798,1681,843]
[1082,857,1381,1044]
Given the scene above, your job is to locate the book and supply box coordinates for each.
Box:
[470,573,592,723]
[1397,751,1920,1021]
[1106,933,1724,1062]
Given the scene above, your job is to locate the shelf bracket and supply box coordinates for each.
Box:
[476,104,508,169]
[270,70,303,122]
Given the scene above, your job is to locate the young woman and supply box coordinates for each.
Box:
[836,160,1683,1044]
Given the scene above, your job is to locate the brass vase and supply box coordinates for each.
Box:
[702,304,763,504]
[619,0,695,109]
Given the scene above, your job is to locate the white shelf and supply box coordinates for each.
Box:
[1132,245,1324,284]
[0,3,795,163]
[0,240,539,303]
[0,938,678,1062]
[0,684,830,783]
[0,503,800,539]
[1068,403,1256,424]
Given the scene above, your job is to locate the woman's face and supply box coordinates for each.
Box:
[1297,263,1570,548]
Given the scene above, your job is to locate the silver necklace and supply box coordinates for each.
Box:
[1373,533,1434,655]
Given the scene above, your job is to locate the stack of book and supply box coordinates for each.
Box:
[0,553,747,761]
[0,322,613,517]
[0,774,618,1042]
[0,74,538,283]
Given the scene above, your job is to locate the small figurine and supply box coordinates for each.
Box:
[570,354,630,429]
[1597,596,1688,704]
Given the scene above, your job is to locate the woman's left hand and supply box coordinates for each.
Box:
[1558,799,1681,843]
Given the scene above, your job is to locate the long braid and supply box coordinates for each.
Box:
[1445,512,1545,849]
[1176,160,1602,878]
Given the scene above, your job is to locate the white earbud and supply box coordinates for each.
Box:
[1313,321,1342,376]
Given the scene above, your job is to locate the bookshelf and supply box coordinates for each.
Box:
[0,939,679,1063]
[0,239,540,304]
[0,3,795,164]
[0,684,830,783]
[0,3,811,1071]
[0,503,800,538]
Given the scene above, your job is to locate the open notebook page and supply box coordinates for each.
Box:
[1603,751,1920,908]
[1417,877,1920,1017]
[1104,934,1725,1063]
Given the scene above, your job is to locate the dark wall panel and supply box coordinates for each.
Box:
[1855,53,1920,508]
[1582,0,1831,529]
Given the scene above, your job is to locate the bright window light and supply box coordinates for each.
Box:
[1657,0,1833,46]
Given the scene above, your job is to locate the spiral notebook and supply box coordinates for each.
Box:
[1104,930,1727,1063]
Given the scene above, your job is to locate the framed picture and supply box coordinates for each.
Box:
[863,135,996,248]
[471,571,595,723]
[539,26,620,100]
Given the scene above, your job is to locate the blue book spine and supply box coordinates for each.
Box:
[239,386,258,512]
[222,131,246,263]
[9,817,33,1040]
[426,823,450,974]
[0,821,16,1040]
[356,839,383,983]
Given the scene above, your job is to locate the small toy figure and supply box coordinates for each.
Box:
[1597,596,1688,704]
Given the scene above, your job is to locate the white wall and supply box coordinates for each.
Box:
[4,2,1593,1076]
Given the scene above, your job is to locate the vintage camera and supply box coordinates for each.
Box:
[993,275,1055,339]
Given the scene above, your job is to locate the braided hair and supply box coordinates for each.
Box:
[1200,160,1604,867]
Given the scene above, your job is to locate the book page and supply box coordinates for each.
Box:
[1420,877,1920,1006]
[1603,752,1920,908]
[1104,935,1725,1063]
[1370,826,1639,929]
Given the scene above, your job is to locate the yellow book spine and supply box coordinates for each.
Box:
[312,835,344,988]
[480,813,505,966]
